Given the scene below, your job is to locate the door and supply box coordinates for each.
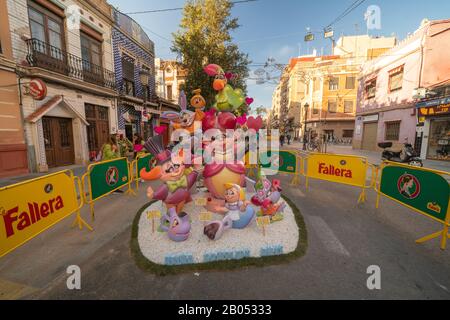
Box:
[362,122,378,151]
[85,104,109,160]
[42,117,75,167]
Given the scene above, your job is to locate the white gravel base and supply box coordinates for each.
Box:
[137,191,300,265]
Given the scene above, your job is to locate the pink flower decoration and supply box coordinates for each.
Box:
[225,72,233,80]
[154,125,167,135]
[236,113,247,126]
[245,97,254,105]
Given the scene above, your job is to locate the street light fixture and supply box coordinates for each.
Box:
[303,103,309,151]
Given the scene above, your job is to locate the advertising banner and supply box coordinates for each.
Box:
[379,165,449,222]
[259,150,298,175]
[306,153,367,188]
[88,158,129,201]
[0,171,80,257]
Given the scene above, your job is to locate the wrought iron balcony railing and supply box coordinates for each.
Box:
[26,38,115,90]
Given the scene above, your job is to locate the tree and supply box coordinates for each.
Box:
[172,0,250,110]
[255,106,268,117]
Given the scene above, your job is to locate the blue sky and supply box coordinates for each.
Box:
[108,0,450,113]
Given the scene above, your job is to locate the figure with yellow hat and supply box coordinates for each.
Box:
[204,183,255,241]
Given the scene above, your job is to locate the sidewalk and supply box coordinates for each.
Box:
[287,142,450,173]
[0,164,87,188]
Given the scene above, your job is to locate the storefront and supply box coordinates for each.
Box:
[417,97,450,161]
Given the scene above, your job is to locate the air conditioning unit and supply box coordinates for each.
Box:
[412,88,427,99]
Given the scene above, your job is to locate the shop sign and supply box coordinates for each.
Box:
[362,114,379,122]
[418,104,450,117]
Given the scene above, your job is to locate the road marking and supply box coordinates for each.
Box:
[309,216,350,257]
[0,278,38,300]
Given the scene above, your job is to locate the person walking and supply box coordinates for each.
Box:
[280,134,285,147]
[287,134,291,145]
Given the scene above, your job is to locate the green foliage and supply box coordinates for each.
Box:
[171,0,251,110]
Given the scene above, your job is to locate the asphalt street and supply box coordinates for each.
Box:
[1,160,450,299]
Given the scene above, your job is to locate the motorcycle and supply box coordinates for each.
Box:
[378,142,423,167]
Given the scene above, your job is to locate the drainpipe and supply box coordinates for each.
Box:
[15,69,34,173]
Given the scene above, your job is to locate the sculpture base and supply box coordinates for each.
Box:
[134,191,301,266]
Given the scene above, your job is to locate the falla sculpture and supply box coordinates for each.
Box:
[140,63,273,242]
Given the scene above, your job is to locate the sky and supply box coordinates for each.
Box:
[108,0,450,114]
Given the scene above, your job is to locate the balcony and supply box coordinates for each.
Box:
[26,38,115,90]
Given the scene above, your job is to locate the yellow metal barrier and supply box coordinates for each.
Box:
[82,157,135,222]
[0,170,92,258]
[375,161,450,250]
[304,153,373,203]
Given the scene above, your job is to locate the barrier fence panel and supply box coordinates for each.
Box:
[82,157,134,221]
[375,161,450,250]
[259,150,301,185]
[305,153,372,203]
[0,170,91,258]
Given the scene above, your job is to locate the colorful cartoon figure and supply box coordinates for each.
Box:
[251,168,285,220]
[190,88,206,121]
[160,207,191,242]
[140,135,199,213]
[202,110,246,209]
[204,64,245,112]
[204,183,255,241]
[161,90,203,135]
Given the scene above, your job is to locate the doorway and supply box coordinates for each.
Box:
[362,122,378,151]
[85,104,110,161]
[42,116,75,167]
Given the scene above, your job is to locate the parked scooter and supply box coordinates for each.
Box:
[378,141,423,167]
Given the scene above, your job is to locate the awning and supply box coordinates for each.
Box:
[25,95,89,125]
[416,96,450,108]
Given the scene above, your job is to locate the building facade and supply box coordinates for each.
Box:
[0,0,28,177]
[303,36,397,143]
[157,59,186,103]
[7,0,118,172]
[354,20,450,154]
[415,20,450,161]
[111,8,159,145]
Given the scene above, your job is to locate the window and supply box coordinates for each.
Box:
[329,77,339,91]
[81,32,102,69]
[365,78,377,99]
[313,78,320,91]
[313,102,319,115]
[344,100,354,113]
[81,32,103,85]
[385,121,401,141]
[328,100,337,113]
[167,85,173,100]
[345,76,356,89]
[343,130,354,138]
[389,65,404,92]
[122,55,135,96]
[28,4,65,59]
[141,65,151,101]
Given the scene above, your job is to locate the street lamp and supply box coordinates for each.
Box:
[139,69,150,86]
[303,103,309,151]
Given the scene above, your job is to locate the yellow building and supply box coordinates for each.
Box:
[301,35,397,142]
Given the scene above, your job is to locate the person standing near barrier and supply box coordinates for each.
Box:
[117,133,133,159]
[280,134,285,147]
[287,134,291,145]
[133,133,146,159]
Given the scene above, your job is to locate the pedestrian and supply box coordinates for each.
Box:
[101,134,120,161]
[116,133,133,158]
[287,134,291,145]
[133,133,146,159]
[280,134,285,147]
